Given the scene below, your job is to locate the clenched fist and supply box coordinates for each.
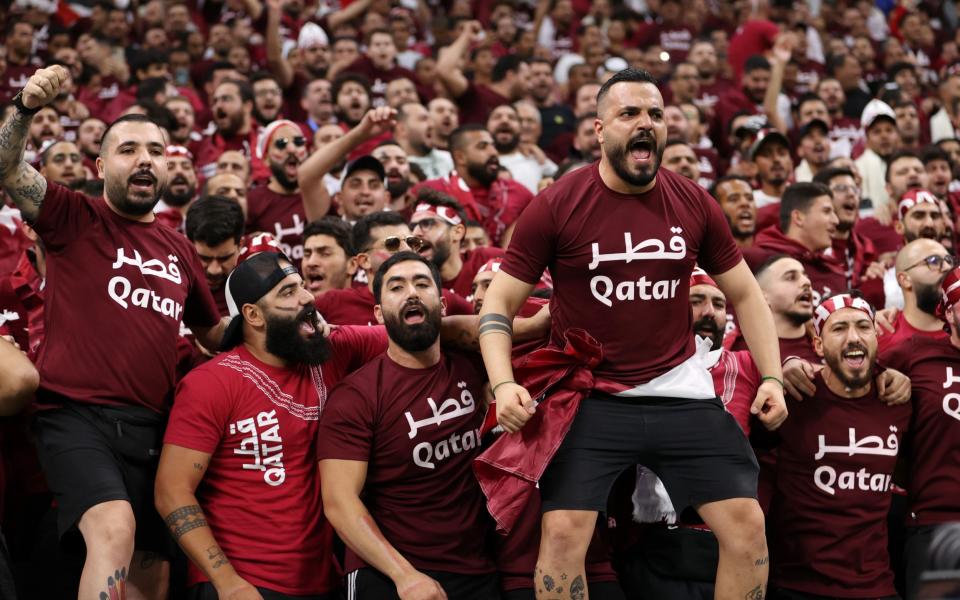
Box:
[20,66,69,110]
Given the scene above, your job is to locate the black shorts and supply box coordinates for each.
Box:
[187,582,337,600]
[769,588,899,600]
[539,394,759,514]
[31,396,170,555]
[346,568,500,600]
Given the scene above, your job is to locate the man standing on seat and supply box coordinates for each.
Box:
[478,68,786,600]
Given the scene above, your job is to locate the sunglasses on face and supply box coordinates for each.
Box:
[369,236,424,253]
[906,254,956,272]
[274,136,306,150]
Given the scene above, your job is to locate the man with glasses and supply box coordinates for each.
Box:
[315,212,473,325]
[251,73,285,126]
[410,190,502,299]
[247,120,310,269]
[878,237,952,353]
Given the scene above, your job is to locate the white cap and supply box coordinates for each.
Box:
[860,99,896,130]
[298,22,329,49]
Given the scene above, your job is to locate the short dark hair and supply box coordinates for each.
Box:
[780,181,832,233]
[888,61,917,81]
[920,144,952,166]
[185,196,246,245]
[250,71,281,87]
[884,149,922,182]
[664,138,690,150]
[352,211,409,253]
[204,61,238,85]
[743,54,771,74]
[575,112,597,130]
[302,217,353,255]
[754,253,794,281]
[448,123,489,154]
[492,55,526,83]
[333,72,372,101]
[100,114,164,157]
[825,53,849,77]
[812,167,856,187]
[372,251,442,304]
[794,92,826,114]
[136,77,168,103]
[414,187,468,222]
[708,175,752,199]
[217,78,254,103]
[597,67,658,108]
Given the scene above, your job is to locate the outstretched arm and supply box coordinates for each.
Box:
[265,0,295,89]
[0,66,69,222]
[299,106,397,221]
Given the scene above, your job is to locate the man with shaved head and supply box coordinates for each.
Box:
[0,67,225,600]
[478,68,784,600]
[878,238,953,352]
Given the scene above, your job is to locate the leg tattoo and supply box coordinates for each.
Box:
[745,584,765,599]
[569,575,585,600]
[98,567,127,600]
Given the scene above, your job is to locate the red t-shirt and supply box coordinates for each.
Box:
[769,374,911,597]
[0,251,44,358]
[31,182,221,412]
[165,327,387,594]
[727,19,779,81]
[0,63,38,105]
[315,284,474,326]
[883,335,960,526]
[501,164,742,390]
[246,187,306,268]
[634,22,698,62]
[443,247,504,299]
[317,351,496,574]
[877,311,948,354]
[457,82,510,126]
[710,349,760,434]
[695,78,738,119]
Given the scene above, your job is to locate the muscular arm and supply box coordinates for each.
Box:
[0,109,48,222]
[155,445,252,594]
[319,459,423,588]
[477,271,536,386]
[713,261,781,379]
[440,304,549,351]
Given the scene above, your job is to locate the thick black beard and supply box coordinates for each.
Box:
[263,306,331,366]
[466,159,498,187]
[106,178,163,216]
[605,134,665,188]
[823,343,874,390]
[785,309,814,327]
[162,181,196,208]
[493,131,520,154]
[387,177,412,199]
[916,282,943,315]
[270,161,300,192]
[692,315,723,349]
[253,106,280,127]
[382,302,442,352]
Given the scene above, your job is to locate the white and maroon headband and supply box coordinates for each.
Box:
[477,258,502,275]
[689,266,718,290]
[812,294,875,335]
[165,145,193,160]
[413,202,462,225]
[239,232,282,262]
[897,189,939,221]
[941,266,960,310]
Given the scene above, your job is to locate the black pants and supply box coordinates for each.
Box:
[615,525,717,600]
[904,525,938,600]
[347,568,500,600]
[188,581,337,600]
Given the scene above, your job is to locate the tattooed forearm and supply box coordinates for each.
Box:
[163,504,209,540]
[0,110,46,221]
[205,544,229,569]
[745,584,765,599]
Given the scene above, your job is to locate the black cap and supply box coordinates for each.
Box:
[798,118,830,140]
[221,252,297,351]
[747,128,791,161]
[339,155,386,187]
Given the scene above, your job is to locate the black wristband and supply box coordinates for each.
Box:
[11,92,40,116]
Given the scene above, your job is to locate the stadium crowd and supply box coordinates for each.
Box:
[1,0,960,598]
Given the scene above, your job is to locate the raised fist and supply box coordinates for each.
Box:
[20,66,69,110]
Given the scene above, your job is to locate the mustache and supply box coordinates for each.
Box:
[170,174,189,186]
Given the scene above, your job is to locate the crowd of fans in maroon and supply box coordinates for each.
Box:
[2,0,960,598]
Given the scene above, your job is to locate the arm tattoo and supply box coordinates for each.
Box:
[0,110,46,221]
[205,544,230,569]
[163,504,209,540]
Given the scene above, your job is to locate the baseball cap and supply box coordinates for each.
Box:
[798,119,829,140]
[747,128,791,161]
[860,99,896,130]
[220,252,298,350]
[339,155,386,189]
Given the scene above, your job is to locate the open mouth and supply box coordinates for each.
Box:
[299,308,321,335]
[628,136,654,164]
[402,303,426,324]
[841,346,866,369]
[737,209,755,226]
[796,290,813,306]
[304,270,325,292]
[129,172,157,191]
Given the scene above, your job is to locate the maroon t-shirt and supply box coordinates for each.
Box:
[165,327,386,594]
[31,182,221,412]
[343,57,432,107]
[769,374,911,597]
[877,312,948,354]
[634,22,698,62]
[883,335,960,526]
[501,164,742,390]
[0,63,38,105]
[444,247,504,299]
[743,227,847,306]
[457,82,510,126]
[246,187,306,268]
[315,284,474,326]
[317,351,495,574]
